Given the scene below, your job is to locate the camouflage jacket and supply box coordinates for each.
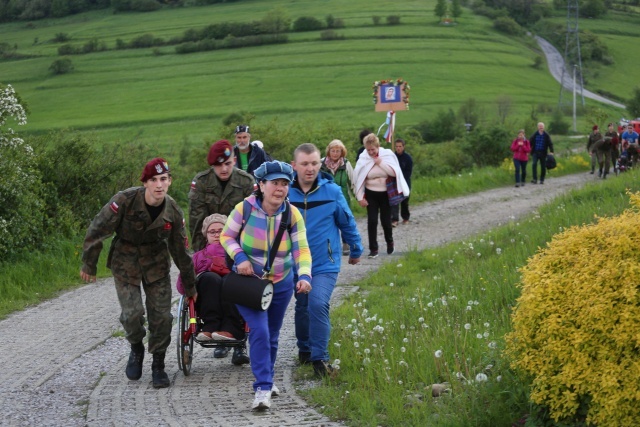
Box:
[81,187,196,296]
[188,167,254,251]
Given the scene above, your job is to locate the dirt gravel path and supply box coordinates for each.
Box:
[0,172,594,426]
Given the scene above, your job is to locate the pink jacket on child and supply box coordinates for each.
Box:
[176,242,229,295]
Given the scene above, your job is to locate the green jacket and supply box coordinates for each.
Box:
[188,167,254,251]
[320,158,354,203]
[81,187,196,296]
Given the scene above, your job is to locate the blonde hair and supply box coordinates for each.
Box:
[325,139,347,158]
[363,133,380,148]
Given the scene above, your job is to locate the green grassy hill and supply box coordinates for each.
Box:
[0,0,636,149]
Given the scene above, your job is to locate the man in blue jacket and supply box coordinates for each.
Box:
[290,143,363,377]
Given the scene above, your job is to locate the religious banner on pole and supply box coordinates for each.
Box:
[373,78,410,143]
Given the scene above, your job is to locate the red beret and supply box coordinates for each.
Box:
[208,140,233,166]
[592,125,599,130]
[140,157,170,182]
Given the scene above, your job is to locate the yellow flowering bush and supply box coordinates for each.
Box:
[505,192,640,426]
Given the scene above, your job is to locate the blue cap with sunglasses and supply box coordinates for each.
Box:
[253,161,294,183]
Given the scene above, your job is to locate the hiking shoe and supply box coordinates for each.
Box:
[539,180,544,184]
[402,219,410,225]
[232,345,250,366]
[298,351,311,365]
[531,180,537,184]
[313,360,336,378]
[271,384,280,397]
[391,221,398,227]
[367,251,378,259]
[515,184,520,188]
[387,243,394,255]
[214,347,229,358]
[252,387,271,410]
[151,353,170,388]
[125,342,144,381]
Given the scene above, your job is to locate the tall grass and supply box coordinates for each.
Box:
[299,169,640,426]
[0,238,111,319]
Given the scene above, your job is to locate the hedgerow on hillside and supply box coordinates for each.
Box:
[0,84,151,261]
[505,191,640,426]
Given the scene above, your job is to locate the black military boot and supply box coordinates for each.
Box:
[125,342,145,381]
[232,343,250,366]
[151,352,170,388]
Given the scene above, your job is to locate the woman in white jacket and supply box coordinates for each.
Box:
[353,134,410,258]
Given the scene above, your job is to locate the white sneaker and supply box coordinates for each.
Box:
[271,384,280,397]
[252,388,271,410]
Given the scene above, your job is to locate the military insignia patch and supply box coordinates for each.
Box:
[155,164,163,174]
[164,222,172,230]
[110,201,119,214]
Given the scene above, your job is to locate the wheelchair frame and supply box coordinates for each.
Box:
[176,294,248,376]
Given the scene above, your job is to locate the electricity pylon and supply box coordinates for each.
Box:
[558,0,585,109]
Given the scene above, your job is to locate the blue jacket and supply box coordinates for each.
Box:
[289,172,363,274]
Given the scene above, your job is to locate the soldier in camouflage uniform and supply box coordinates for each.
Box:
[80,158,197,389]
[188,139,254,364]
[189,139,255,252]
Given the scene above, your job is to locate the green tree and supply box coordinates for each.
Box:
[435,0,447,20]
[451,0,462,20]
[49,58,74,74]
[0,84,45,261]
[626,87,640,119]
[580,0,607,18]
[261,7,291,34]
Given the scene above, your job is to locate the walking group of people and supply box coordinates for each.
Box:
[588,122,639,176]
[510,122,555,187]
[510,121,640,187]
[79,124,413,411]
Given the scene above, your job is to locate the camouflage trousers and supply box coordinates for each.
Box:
[115,276,173,355]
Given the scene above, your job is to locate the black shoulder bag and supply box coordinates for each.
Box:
[221,202,290,311]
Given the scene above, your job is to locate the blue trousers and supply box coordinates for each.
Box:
[294,272,339,362]
[513,159,528,184]
[236,271,294,391]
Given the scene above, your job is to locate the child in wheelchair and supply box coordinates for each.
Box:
[177,213,249,365]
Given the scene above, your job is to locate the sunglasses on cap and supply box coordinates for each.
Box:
[235,125,249,134]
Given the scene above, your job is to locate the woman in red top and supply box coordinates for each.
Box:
[510,129,531,188]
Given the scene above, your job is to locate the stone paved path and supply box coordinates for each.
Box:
[0,172,592,426]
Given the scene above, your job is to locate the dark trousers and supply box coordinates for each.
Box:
[513,159,527,184]
[531,151,547,182]
[365,188,393,251]
[196,272,245,339]
[390,196,410,222]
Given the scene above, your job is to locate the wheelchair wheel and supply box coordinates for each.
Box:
[176,295,194,376]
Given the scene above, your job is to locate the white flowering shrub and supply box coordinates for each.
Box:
[0,84,46,260]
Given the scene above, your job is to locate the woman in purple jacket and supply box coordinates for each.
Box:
[177,213,245,342]
[511,129,531,188]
